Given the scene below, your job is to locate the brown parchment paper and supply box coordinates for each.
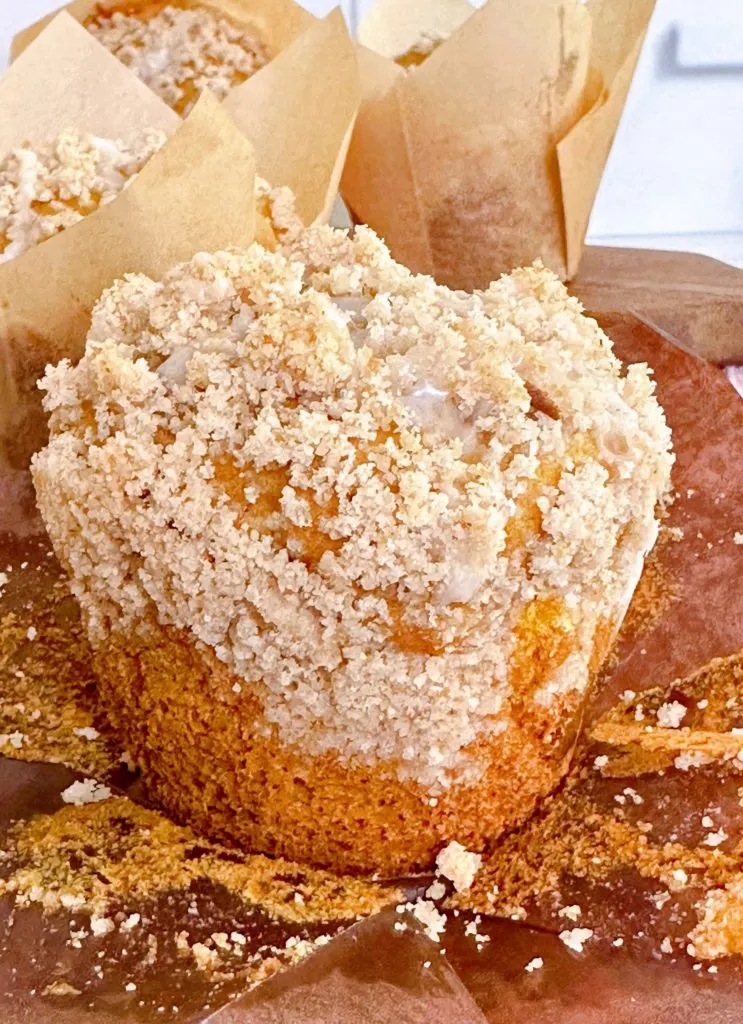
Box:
[574,246,743,365]
[1,262,743,1021]
[0,11,179,153]
[0,16,257,471]
[342,0,656,289]
[224,9,359,231]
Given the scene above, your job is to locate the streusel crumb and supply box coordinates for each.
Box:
[86,3,270,115]
[256,176,304,243]
[0,128,165,264]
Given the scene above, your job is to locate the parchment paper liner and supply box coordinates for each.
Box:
[224,9,359,234]
[1,264,743,1020]
[11,1,361,240]
[0,13,258,472]
[342,0,655,289]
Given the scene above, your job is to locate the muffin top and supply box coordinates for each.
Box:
[0,128,165,263]
[86,3,269,115]
[32,228,673,789]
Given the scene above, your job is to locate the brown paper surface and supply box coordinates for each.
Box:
[0,69,256,470]
[212,912,488,1022]
[342,0,655,289]
[224,9,360,228]
[574,246,743,365]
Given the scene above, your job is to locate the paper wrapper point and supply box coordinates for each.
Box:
[224,8,360,233]
[343,0,657,289]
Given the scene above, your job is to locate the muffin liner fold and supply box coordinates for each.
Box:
[343,0,656,289]
[0,14,257,471]
[224,8,360,233]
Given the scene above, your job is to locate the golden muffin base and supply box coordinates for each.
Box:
[94,623,605,876]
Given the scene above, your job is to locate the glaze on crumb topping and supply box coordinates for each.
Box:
[86,3,270,115]
[0,128,165,263]
[32,227,673,789]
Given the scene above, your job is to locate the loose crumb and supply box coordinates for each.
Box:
[656,701,687,729]
[435,841,482,893]
[558,904,582,922]
[60,779,113,807]
[524,956,544,972]
[411,900,447,943]
[558,928,594,953]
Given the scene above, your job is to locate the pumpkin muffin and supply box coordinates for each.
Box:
[32,227,673,874]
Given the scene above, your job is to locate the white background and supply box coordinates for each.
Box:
[1,0,741,264]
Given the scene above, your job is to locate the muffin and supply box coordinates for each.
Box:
[0,128,165,263]
[32,227,673,874]
[85,2,270,115]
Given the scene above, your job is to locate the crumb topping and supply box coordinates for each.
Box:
[256,176,304,243]
[32,226,673,789]
[86,3,270,115]
[0,128,165,263]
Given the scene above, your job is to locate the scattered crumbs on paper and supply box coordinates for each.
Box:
[656,701,687,728]
[524,957,544,972]
[60,779,113,806]
[558,928,594,953]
